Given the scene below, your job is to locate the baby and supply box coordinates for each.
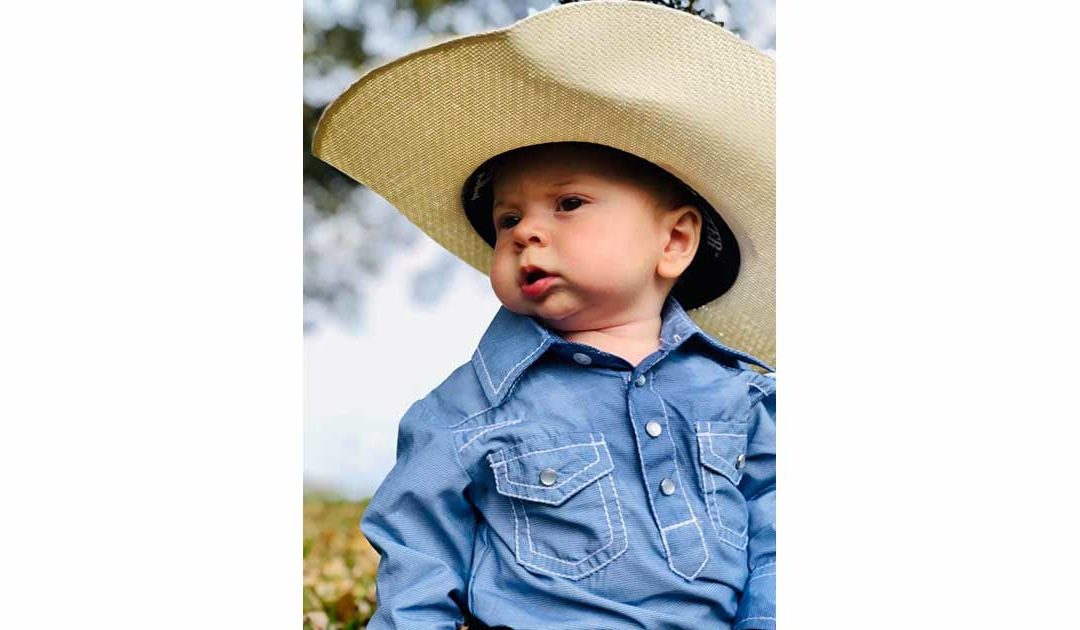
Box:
[311,2,776,628]
[359,142,775,630]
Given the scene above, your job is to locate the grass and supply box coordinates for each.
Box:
[303,495,473,630]
[303,496,379,630]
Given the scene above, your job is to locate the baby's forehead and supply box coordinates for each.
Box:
[492,147,637,192]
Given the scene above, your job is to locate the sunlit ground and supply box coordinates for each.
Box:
[303,497,379,629]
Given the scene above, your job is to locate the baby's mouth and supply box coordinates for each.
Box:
[520,265,555,287]
[519,265,560,298]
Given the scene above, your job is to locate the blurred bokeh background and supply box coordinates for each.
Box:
[303,1,775,627]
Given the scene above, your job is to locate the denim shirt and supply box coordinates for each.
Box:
[361,296,776,630]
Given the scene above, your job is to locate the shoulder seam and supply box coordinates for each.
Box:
[416,396,476,486]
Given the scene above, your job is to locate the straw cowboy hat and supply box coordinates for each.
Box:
[312,0,775,367]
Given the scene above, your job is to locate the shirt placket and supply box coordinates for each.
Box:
[625,366,709,581]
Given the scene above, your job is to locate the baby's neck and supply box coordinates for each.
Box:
[559,315,663,369]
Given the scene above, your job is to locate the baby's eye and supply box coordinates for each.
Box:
[558,197,584,212]
[496,214,520,230]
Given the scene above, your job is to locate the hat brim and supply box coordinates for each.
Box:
[312,0,775,366]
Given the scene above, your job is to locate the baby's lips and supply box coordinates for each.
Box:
[519,264,555,286]
[519,273,560,299]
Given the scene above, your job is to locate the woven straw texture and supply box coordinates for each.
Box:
[313,0,775,367]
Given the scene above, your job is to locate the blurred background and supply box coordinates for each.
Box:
[303,1,775,627]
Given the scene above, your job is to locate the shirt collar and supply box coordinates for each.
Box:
[470,295,773,407]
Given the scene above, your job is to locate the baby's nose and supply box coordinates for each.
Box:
[511,217,549,248]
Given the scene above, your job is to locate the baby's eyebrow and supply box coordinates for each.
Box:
[493,178,583,208]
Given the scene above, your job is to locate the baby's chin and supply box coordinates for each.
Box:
[501,296,600,332]
[502,298,573,323]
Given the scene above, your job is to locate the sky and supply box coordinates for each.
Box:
[304,238,501,498]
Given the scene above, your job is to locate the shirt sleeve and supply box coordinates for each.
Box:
[361,398,477,630]
[734,378,776,630]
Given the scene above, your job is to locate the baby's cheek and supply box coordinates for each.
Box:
[489,264,508,291]
[587,247,646,279]
[489,260,518,300]
[575,241,620,267]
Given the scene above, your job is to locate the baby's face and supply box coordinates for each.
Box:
[489,147,673,332]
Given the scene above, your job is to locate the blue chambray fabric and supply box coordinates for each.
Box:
[361,295,776,630]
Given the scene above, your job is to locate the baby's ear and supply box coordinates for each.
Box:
[657,204,702,280]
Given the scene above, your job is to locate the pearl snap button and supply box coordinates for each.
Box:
[635,374,647,387]
[735,453,746,470]
[539,467,558,486]
[660,478,676,495]
[572,352,592,365]
[645,421,662,437]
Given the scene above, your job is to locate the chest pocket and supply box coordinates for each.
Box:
[486,431,628,580]
[695,421,750,550]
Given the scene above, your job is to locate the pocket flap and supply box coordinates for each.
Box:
[487,432,613,506]
[695,421,749,485]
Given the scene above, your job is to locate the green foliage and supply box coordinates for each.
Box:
[557,0,724,26]
[410,0,454,21]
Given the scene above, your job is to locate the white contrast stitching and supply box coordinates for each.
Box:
[718,524,749,540]
[698,434,749,550]
[522,469,615,565]
[705,459,749,541]
[652,372,708,580]
[656,521,681,579]
[748,572,776,582]
[627,386,673,575]
[704,458,722,537]
[493,451,610,501]
[456,419,524,452]
[506,446,629,580]
[508,479,522,561]
[708,434,732,477]
[703,433,745,483]
[606,470,630,558]
[514,540,627,580]
[707,455,740,543]
[493,438,603,490]
[475,333,549,395]
[497,438,606,465]
[521,485,613,564]
[449,402,499,429]
[661,517,698,532]
[473,347,495,393]
[503,375,525,403]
